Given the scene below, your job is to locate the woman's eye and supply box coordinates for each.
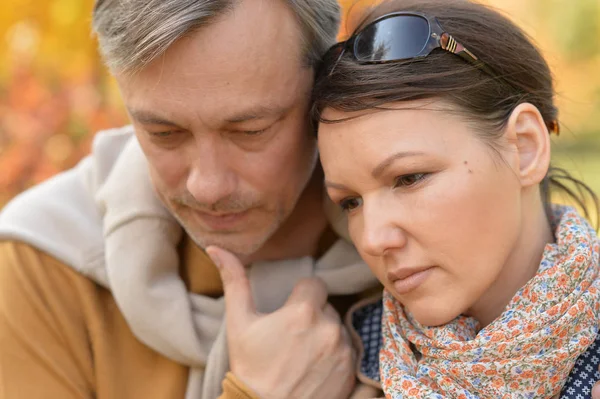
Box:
[339,197,362,212]
[394,173,427,188]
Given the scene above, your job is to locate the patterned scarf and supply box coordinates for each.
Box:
[380,206,600,398]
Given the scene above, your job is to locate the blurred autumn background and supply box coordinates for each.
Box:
[1,0,599,213]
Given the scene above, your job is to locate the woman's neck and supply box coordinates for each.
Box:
[467,197,555,328]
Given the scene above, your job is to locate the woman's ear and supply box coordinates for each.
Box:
[504,103,552,188]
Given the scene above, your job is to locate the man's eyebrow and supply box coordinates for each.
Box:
[128,109,180,127]
[225,104,290,123]
[371,151,425,179]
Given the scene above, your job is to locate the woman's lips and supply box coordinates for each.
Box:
[388,266,434,295]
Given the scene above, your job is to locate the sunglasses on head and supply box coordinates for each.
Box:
[316,11,561,136]
[321,11,496,78]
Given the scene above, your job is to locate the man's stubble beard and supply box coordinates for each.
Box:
[172,205,285,258]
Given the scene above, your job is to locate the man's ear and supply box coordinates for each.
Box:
[504,103,551,188]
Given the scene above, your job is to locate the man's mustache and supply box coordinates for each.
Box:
[173,193,260,213]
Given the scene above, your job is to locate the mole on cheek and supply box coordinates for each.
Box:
[464,160,473,174]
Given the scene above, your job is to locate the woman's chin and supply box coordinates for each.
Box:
[403,301,463,327]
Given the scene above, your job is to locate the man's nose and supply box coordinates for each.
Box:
[186,141,236,206]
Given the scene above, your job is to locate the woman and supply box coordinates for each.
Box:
[312,0,600,397]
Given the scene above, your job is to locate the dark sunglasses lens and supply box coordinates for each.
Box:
[354,15,430,62]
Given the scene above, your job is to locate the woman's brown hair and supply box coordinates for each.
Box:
[312,0,599,229]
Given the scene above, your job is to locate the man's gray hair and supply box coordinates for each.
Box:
[92,0,341,74]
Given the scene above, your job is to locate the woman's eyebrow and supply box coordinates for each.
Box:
[371,151,425,179]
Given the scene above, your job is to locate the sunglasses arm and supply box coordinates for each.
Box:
[440,33,496,77]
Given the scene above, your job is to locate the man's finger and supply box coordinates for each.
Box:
[206,246,256,329]
[322,302,341,324]
[284,277,328,310]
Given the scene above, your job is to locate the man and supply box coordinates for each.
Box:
[0,0,381,398]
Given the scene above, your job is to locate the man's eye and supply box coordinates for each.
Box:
[147,130,187,148]
[339,197,362,212]
[150,131,175,138]
[242,128,268,136]
[394,173,428,188]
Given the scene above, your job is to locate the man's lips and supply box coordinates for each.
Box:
[192,209,251,230]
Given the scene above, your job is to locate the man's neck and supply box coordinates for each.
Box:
[242,168,329,265]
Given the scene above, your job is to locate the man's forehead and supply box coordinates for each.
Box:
[222,104,292,123]
[170,0,305,69]
[116,0,315,128]
[128,102,293,126]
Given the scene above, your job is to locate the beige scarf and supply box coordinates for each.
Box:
[95,138,379,398]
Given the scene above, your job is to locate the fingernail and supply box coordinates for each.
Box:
[592,382,600,398]
[206,247,221,269]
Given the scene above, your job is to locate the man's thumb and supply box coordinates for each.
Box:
[206,246,256,323]
[206,246,243,284]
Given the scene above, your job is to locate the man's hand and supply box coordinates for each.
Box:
[206,246,356,399]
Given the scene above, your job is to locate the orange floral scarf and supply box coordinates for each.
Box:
[380,206,600,398]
